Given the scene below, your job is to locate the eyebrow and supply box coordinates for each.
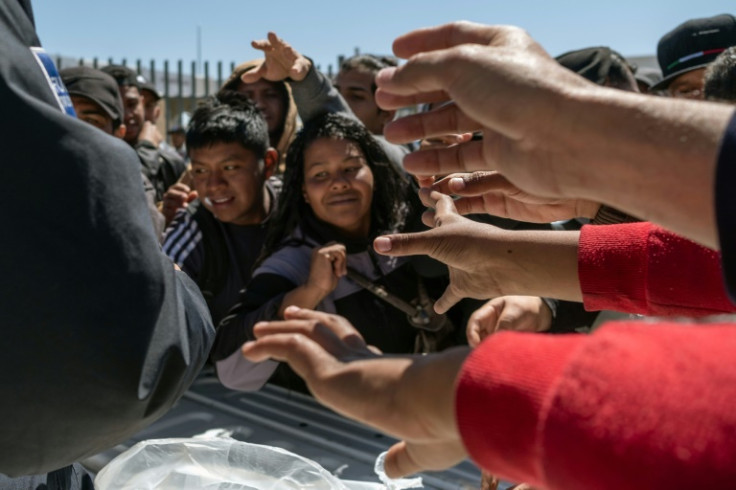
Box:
[190,154,243,166]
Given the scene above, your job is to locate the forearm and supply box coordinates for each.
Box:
[487,229,582,301]
[563,89,734,249]
[278,283,329,318]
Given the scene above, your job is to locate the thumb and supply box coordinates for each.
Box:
[433,284,461,314]
[373,229,435,257]
[186,190,198,203]
[383,439,467,479]
[240,63,266,84]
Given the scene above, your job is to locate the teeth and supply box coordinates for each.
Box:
[206,197,231,205]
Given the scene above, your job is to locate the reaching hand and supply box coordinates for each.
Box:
[241,32,312,84]
[466,296,552,347]
[241,306,469,478]
[374,21,595,201]
[432,171,600,223]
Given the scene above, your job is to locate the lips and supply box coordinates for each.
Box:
[326,193,360,206]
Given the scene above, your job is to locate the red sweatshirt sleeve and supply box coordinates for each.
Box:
[578,222,735,315]
[455,322,736,490]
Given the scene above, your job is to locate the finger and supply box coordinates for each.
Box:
[283,307,368,351]
[241,333,334,378]
[250,39,271,51]
[400,140,486,175]
[432,171,502,196]
[373,229,435,257]
[466,303,499,347]
[240,62,267,83]
[433,285,462,315]
[382,105,481,144]
[421,208,436,228]
[332,251,347,277]
[383,439,467,479]
[391,22,507,59]
[375,88,449,111]
[186,190,198,203]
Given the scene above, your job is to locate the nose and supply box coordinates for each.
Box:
[329,174,350,190]
[206,169,226,189]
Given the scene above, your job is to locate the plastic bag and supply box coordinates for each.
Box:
[94,438,350,489]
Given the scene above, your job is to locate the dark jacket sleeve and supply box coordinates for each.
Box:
[0,0,214,476]
[210,273,296,361]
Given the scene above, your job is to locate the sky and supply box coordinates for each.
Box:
[33,1,735,75]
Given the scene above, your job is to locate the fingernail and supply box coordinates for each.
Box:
[374,236,392,253]
[375,67,397,85]
[449,177,465,191]
[284,305,300,313]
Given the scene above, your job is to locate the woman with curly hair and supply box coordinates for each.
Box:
[210,112,469,392]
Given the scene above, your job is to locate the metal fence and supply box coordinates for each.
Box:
[54,55,245,135]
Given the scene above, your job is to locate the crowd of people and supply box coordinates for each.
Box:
[3,0,736,488]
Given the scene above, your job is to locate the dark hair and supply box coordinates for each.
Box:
[260,112,418,261]
[704,46,736,103]
[339,54,398,93]
[186,91,269,157]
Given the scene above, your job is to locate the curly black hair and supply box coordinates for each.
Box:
[259,112,419,262]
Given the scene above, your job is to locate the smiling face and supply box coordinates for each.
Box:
[190,141,274,225]
[302,137,374,238]
[120,85,144,144]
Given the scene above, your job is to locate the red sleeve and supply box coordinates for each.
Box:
[455,322,736,490]
[578,222,735,315]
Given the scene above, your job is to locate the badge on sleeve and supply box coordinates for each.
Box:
[30,47,76,117]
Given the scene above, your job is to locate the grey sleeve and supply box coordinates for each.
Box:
[289,62,355,124]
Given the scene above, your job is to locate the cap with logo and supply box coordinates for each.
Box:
[60,66,124,125]
[652,13,736,90]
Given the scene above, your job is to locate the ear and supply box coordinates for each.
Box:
[114,123,127,140]
[262,148,278,179]
[153,105,161,121]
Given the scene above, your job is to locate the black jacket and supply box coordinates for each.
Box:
[0,0,214,476]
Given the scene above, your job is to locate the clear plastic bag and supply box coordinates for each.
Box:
[94,438,350,489]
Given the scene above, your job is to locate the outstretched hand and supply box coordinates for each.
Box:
[241,306,469,478]
[242,32,312,83]
[431,171,600,223]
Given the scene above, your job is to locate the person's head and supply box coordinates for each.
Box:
[186,91,277,225]
[168,111,191,151]
[633,67,664,95]
[101,64,144,144]
[220,62,289,143]
[555,47,639,92]
[262,113,415,257]
[60,66,125,138]
[704,46,736,103]
[335,54,398,135]
[652,13,736,99]
[137,75,162,123]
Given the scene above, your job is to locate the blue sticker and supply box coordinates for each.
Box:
[30,47,76,117]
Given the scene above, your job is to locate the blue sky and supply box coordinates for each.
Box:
[33,1,734,74]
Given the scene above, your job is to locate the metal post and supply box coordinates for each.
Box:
[204,61,210,97]
[191,60,197,113]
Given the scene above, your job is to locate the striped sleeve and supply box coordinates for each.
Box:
[162,210,204,281]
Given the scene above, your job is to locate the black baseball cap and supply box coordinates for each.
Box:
[60,66,124,125]
[136,74,161,100]
[100,64,140,89]
[556,47,618,85]
[652,13,736,91]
